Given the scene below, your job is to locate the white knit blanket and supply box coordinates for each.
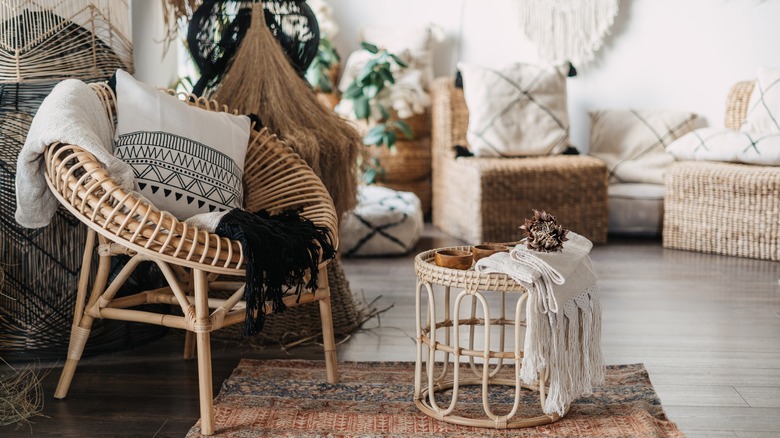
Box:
[15,79,135,229]
[15,78,229,231]
[475,232,605,415]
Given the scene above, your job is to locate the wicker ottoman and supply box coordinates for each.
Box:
[663,161,780,261]
[431,77,607,244]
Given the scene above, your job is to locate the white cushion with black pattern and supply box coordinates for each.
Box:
[114,69,251,220]
[589,109,699,185]
[668,127,780,165]
[339,185,423,257]
[458,61,569,157]
[742,66,780,135]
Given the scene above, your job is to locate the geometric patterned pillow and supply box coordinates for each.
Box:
[589,109,698,185]
[741,66,780,135]
[458,61,569,157]
[668,127,780,166]
[114,69,251,220]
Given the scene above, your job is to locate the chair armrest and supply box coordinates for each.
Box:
[44,142,244,274]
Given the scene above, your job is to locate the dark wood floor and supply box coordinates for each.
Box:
[2,225,779,437]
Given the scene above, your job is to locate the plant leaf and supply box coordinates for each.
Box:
[363,125,386,145]
[361,42,380,54]
[354,96,371,120]
[343,82,363,99]
[390,54,408,68]
[393,120,414,139]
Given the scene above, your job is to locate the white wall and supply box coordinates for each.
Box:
[328,0,780,150]
[130,0,178,88]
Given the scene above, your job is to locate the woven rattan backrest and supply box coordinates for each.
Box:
[725,81,755,130]
[44,84,338,274]
[448,82,470,149]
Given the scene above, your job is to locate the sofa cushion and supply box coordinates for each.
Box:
[458,61,569,158]
[589,109,698,184]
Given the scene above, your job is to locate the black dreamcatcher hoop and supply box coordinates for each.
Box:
[187,0,320,96]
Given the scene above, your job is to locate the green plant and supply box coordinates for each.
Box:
[340,42,414,150]
[305,37,340,93]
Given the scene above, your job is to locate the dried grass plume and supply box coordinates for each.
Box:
[213,4,361,218]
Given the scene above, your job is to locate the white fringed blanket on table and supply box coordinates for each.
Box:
[475,232,605,415]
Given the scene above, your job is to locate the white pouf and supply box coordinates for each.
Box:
[608,183,665,236]
[340,185,424,257]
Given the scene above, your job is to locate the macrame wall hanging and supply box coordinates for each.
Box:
[516,0,619,67]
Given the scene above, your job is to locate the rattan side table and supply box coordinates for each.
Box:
[413,246,567,429]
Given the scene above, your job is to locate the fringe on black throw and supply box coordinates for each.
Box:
[215,208,336,336]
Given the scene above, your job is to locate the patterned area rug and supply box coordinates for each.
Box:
[187,360,683,437]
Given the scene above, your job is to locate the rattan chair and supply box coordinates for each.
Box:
[663,81,780,261]
[46,84,339,436]
[430,77,608,244]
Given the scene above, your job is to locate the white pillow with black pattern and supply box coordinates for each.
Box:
[113,69,251,220]
[588,109,699,185]
[742,66,780,135]
[668,127,780,165]
[458,61,569,158]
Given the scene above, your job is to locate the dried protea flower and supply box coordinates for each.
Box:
[520,210,569,252]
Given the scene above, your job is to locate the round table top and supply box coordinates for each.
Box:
[414,246,526,292]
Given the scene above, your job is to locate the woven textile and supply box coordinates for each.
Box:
[668,127,780,166]
[339,185,423,257]
[186,360,683,437]
[516,0,619,67]
[475,233,604,416]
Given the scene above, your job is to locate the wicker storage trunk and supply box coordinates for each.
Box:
[662,80,780,260]
[430,77,608,244]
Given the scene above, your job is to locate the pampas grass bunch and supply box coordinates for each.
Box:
[213,4,361,218]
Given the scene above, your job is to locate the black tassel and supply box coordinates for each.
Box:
[567,62,577,78]
[454,70,464,88]
[214,208,336,336]
[453,144,473,157]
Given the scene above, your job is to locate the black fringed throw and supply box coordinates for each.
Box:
[215,208,336,336]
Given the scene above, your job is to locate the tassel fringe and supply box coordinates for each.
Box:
[521,284,604,415]
[215,208,336,336]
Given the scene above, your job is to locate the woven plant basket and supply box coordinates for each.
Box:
[369,137,432,184]
[211,257,366,344]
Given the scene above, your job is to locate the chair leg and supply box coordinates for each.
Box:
[193,269,215,436]
[55,229,97,399]
[317,268,339,384]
